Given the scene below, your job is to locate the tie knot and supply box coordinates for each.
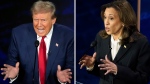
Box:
[42,36,46,40]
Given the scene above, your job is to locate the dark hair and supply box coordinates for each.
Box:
[100,0,141,45]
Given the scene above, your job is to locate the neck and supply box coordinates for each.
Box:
[112,32,122,41]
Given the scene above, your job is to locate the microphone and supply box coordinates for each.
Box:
[35,40,39,47]
[83,40,97,55]
[33,40,39,84]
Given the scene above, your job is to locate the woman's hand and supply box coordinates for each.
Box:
[79,52,96,69]
[98,55,117,75]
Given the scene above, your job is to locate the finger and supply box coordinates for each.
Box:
[100,59,108,64]
[57,65,61,71]
[78,61,82,64]
[69,75,72,79]
[1,68,7,71]
[80,63,85,69]
[16,62,20,68]
[79,55,86,61]
[64,69,71,72]
[79,60,85,64]
[105,55,110,62]
[65,74,72,79]
[1,72,6,75]
[4,64,11,68]
[98,64,110,67]
[67,72,72,75]
[100,67,108,70]
[79,55,90,61]
[100,66,111,70]
[3,74,8,80]
[98,64,107,68]
[66,78,71,83]
[93,52,96,58]
[104,70,111,75]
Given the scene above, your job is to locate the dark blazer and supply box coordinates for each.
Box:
[89,32,150,84]
[6,23,74,84]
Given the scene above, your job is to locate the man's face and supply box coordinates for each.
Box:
[32,12,56,37]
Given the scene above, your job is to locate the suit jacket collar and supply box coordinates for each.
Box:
[102,36,112,61]
[103,35,132,63]
[25,24,39,81]
[46,24,61,80]
[26,24,37,66]
[113,42,132,63]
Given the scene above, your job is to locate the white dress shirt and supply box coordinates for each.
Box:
[111,35,121,60]
[37,26,53,58]
[87,35,121,71]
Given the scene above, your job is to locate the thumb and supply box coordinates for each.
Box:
[57,65,61,71]
[105,55,110,62]
[93,52,96,58]
[15,62,19,68]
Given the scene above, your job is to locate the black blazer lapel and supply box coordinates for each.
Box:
[102,36,112,61]
[113,43,132,63]
[46,26,61,81]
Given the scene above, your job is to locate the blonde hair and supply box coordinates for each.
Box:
[31,0,56,19]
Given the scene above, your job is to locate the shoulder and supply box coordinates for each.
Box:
[12,23,33,32]
[53,23,73,36]
[54,23,73,32]
[132,32,149,43]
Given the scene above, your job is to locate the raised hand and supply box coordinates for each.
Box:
[98,55,117,75]
[57,65,72,83]
[79,52,96,69]
[1,62,19,80]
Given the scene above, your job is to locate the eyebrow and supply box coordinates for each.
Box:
[104,14,114,16]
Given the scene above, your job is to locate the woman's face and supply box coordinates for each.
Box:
[104,7,123,37]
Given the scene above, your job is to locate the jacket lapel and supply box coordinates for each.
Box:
[113,43,132,63]
[46,26,61,80]
[26,24,39,80]
[26,24,37,67]
[102,36,112,61]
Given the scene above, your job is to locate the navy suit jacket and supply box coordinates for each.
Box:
[88,32,150,84]
[6,23,74,84]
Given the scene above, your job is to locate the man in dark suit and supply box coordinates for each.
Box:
[1,1,73,84]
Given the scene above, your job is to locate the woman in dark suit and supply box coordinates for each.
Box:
[79,0,150,84]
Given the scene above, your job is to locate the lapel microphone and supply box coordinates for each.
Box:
[33,40,39,84]
[83,40,97,55]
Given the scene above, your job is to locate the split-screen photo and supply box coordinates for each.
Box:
[0,0,150,84]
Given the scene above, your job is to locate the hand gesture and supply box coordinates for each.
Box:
[98,55,117,75]
[1,62,19,80]
[57,65,72,83]
[79,52,96,69]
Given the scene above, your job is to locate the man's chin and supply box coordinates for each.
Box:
[37,33,46,37]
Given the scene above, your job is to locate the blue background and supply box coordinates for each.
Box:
[0,0,74,84]
[76,0,150,84]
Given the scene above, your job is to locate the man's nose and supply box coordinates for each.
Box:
[37,20,42,26]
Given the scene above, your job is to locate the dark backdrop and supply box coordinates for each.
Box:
[0,0,74,84]
[76,0,150,84]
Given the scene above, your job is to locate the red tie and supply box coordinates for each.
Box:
[38,36,46,84]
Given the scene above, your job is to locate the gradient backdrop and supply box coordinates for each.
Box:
[0,0,74,84]
[76,0,150,84]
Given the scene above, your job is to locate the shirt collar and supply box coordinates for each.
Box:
[111,35,120,43]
